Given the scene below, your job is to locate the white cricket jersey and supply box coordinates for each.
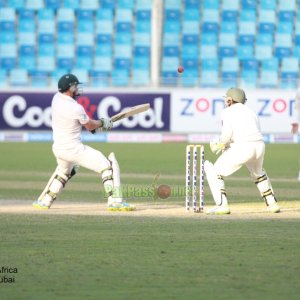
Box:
[51,92,89,150]
[220,103,263,144]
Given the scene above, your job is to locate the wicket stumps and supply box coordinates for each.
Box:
[185,145,204,212]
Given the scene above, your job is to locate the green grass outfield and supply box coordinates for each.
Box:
[0,142,300,299]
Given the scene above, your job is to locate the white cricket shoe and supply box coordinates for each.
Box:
[205,205,231,215]
[268,203,280,213]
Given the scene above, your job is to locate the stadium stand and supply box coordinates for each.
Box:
[0,0,300,88]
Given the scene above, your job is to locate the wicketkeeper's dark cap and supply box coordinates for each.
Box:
[58,74,82,93]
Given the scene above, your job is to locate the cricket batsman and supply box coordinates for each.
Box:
[33,74,135,211]
[205,88,280,214]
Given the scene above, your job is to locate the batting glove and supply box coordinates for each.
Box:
[100,118,113,131]
[210,140,225,155]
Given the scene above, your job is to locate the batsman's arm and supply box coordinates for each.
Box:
[84,119,102,132]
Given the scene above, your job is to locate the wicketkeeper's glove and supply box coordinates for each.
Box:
[209,140,225,155]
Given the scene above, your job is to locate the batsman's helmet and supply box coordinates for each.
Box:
[58,74,82,93]
[225,88,247,104]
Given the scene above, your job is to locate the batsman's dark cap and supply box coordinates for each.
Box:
[58,74,82,93]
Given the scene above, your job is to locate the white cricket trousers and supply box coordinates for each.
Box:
[214,141,266,178]
[52,143,110,175]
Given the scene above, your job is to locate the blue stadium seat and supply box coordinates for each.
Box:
[132,69,150,86]
[255,34,273,60]
[279,0,296,10]
[38,19,55,34]
[136,0,152,9]
[116,22,132,33]
[165,9,181,21]
[161,57,179,72]
[19,9,35,33]
[132,56,149,69]
[182,45,198,58]
[259,70,278,88]
[201,70,218,87]
[182,21,200,34]
[63,0,79,9]
[134,33,151,46]
[115,45,132,58]
[77,10,94,32]
[76,46,93,69]
[221,57,239,87]
[237,45,254,60]
[38,55,55,71]
[136,10,151,21]
[184,9,199,21]
[19,45,35,70]
[116,8,133,22]
[222,10,238,22]
[203,0,219,9]
[96,9,113,20]
[95,44,112,56]
[96,20,114,34]
[118,0,135,9]
[94,56,112,72]
[111,69,129,86]
[164,46,180,57]
[114,58,131,70]
[71,68,89,84]
[80,0,99,10]
[240,10,256,21]
[161,71,178,86]
[200,45,218,59]
[162,33,179,46]
[202,58,219,70]
[220,22,237,33]
[10,68,29,86]
[77,33,94,46]
[26,0,44,9]
[38,33,55,45]
[202,9,219,33]
[45,0,60,9]
[57,32,74,44]
[276,22,293,33]
[38,43,55,56]
[0,44,17,69]
[101,0,115,9]
[30,70,49,87]
[218,33,236,57]
[281,57,299,88]
[260,0,277,10]
[262,58,279,71]
[240,68,258,88]
[180,69,199,86]
[242,0,257,10]
[185,0,200,9]
[222,0,239,10]
[274,33,292,58]
[165,0,181,9]
[0,69,7,87]
[258,10,276,33]
[8,0,25,9]
[90,70,110,87]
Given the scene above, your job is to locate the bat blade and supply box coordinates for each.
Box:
[111,103,150,122]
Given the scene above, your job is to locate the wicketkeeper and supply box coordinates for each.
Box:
[205,88,280,214]
[33,74,135,211]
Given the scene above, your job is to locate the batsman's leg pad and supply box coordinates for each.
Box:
[255,174,277,206]
[38,168,69,207]
[108,152,123,202]
[204,160,228,206]
[101,166,114,199]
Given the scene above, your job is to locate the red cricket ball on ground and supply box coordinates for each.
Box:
[177,66,184,73]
